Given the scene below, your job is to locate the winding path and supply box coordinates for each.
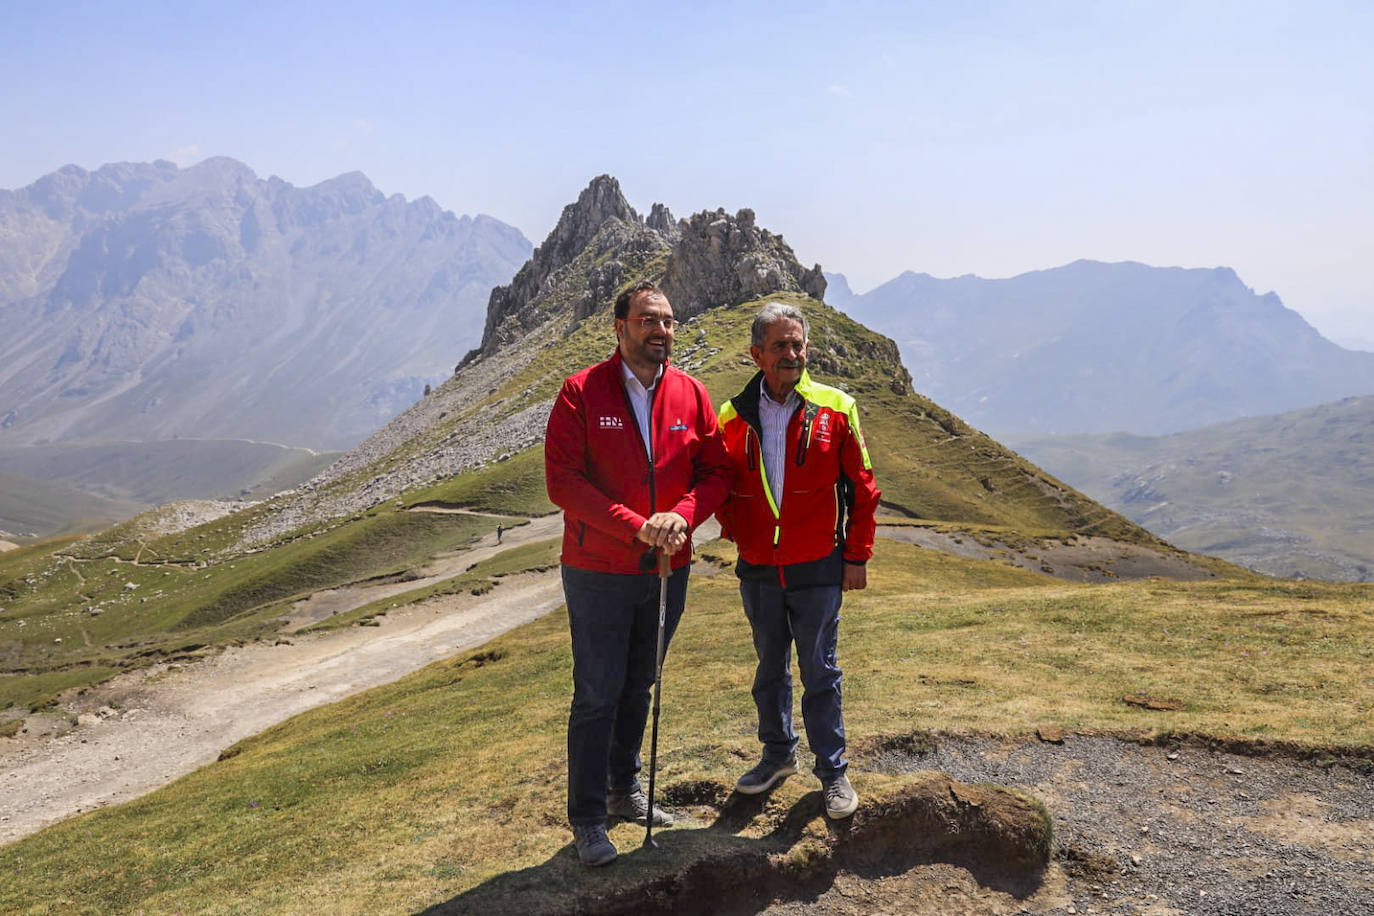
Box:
[0,520,565,844]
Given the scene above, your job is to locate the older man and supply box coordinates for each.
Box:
[716,301,881,819]
[545,279,732,866]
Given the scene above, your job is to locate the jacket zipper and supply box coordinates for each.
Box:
[621,374,658,515]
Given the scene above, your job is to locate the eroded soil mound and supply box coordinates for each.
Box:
[425,773,1052,915]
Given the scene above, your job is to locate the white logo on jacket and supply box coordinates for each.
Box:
[598,416,625,429]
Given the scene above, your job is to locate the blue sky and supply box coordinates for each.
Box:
[4,0,1372,344]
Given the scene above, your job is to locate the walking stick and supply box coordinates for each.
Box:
[644,547,671,849]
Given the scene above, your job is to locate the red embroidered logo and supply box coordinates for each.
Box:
[815,411,833,443]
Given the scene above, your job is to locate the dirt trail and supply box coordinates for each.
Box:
[283,513,560,629]
[0,557,564,845]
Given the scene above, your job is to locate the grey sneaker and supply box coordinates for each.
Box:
[735,757,798,795]
[606,786,674,827]
[822,773,859,819]
[572,823,617,867]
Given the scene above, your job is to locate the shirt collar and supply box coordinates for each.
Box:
[758,384,800,413]
[620,360,664,394]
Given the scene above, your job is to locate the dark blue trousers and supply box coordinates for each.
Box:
[740,578,847,778]
[563,563,688,826]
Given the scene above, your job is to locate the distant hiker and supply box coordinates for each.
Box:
[545,279,732,866]
[496,524,504,544]
[715,301,881,819]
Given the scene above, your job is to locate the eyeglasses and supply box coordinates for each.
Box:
[627,316,678,331]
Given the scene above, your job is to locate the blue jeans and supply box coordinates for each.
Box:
[563,563,689,826]
[740,578,847,778]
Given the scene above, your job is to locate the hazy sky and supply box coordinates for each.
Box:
[4,0,1371,345]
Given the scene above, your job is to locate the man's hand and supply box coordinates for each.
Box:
[842,562,867,592]
[637,511,689,553]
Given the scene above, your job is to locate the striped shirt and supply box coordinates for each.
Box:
[758,386,800,507]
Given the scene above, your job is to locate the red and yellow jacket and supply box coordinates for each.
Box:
[545,350,733,574]
[716,370,881,588]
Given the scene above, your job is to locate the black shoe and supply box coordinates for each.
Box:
[572,823,617,867]
[822,773,859,819]
[735,757,798,795]
[606,786,674,827]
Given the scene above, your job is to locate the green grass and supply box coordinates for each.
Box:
[402,449,554,518]
[304,535,561,632]
[335,293,1155,556]
[0,508,492,710]
[2,538,1368,914]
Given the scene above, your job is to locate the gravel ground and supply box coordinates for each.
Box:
[870,735,1374,915]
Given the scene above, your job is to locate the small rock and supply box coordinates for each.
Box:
[1166,751,1179,760]
[1131,854,1142,867]
[1036,725,1066,744]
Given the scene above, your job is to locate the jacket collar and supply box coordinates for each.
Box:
[732,369,813,431]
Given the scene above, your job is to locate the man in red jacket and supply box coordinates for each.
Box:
[716,301,881,820]
[545,280,732,866]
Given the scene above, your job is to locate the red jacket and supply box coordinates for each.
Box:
[545,350,733,574]
[716,370,880,587]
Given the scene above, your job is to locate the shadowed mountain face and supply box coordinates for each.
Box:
[843,260,1374,437]
[0,158,531,449]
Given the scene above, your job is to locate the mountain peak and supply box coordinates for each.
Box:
[470,175,662,357]
[548,175,639,256]
[184,156,259,182]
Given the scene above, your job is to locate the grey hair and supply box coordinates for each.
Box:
[751,302,810,348]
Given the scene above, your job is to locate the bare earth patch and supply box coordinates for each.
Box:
[866,735,1374,915]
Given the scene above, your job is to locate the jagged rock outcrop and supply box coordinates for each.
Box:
[469,181,830,361]
[660,207,826,320]
[472,175,669,358]
[645,202,680,244]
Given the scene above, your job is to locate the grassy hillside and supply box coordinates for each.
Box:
[0,506,508,711]
[1010,395,1374,581]
[1,539,1368,913]
[372,294,1158,546]
[2,282,1366,911]
[0,292,1187,713]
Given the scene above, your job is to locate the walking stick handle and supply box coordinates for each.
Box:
[657,548,672,578]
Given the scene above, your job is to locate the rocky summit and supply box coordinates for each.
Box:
[660,206,825,320]
[470,175,826,360]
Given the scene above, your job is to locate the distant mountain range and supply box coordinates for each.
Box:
[828,261,1374,437]
[1009,395,1374,581]
[0,157,531,450]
